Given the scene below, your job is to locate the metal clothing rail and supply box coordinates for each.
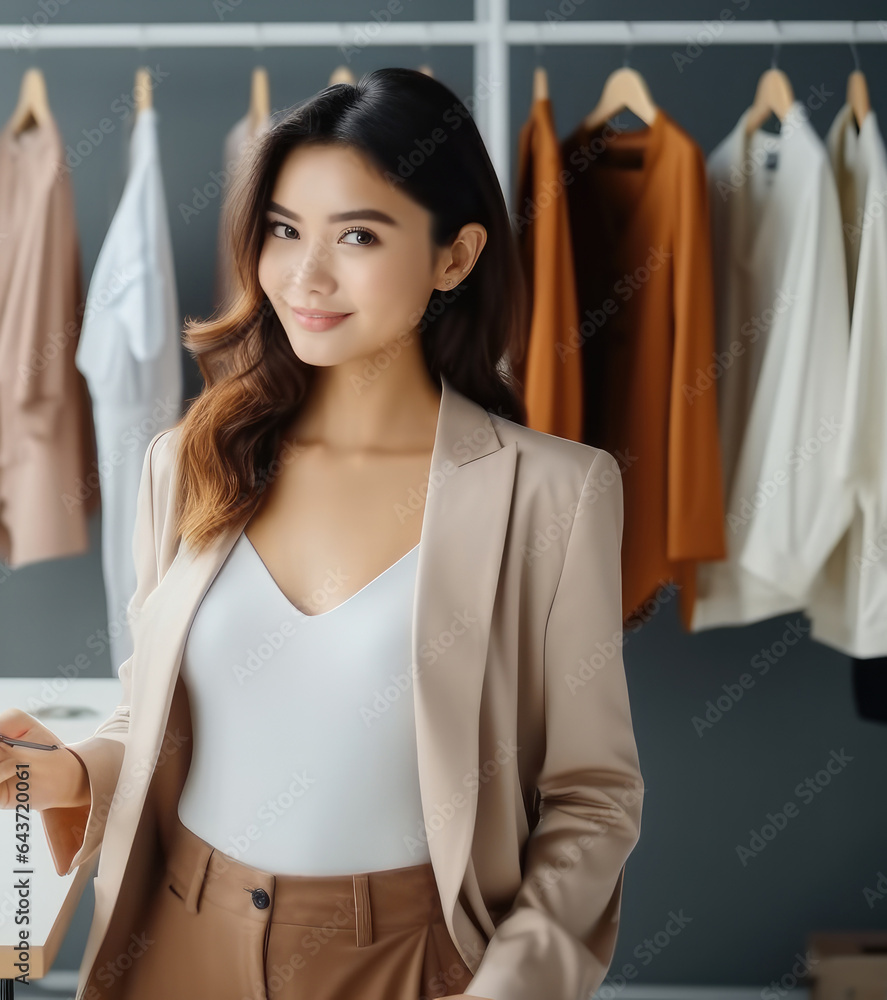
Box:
[3,18,886,46]
[2,4,885,192]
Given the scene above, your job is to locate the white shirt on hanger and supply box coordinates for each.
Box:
[692,100,854,630]
[75,106,182,674]
[806,104,887,657]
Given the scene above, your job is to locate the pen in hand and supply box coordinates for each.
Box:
[0,733,60,751]
[0,709,90,813]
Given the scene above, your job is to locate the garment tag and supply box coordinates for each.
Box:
[765,150,779,170]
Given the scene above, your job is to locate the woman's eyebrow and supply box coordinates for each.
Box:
[266,201,398,226]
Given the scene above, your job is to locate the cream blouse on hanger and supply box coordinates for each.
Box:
[808,105,887,657]
[692,100,853,630]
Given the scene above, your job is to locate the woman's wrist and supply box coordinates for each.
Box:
[61,747,91,809]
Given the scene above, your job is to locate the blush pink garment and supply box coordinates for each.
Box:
[0,111,99,567]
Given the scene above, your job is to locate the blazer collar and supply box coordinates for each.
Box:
[111,371,518,958]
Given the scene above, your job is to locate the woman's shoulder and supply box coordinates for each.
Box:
[146,422,182,480]
[139,423,183,530]
[489,411,624,495]
[144,409,624,512]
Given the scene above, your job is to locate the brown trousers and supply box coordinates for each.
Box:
[120,811,474,999]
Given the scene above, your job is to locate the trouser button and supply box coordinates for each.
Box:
[251,888,270,909]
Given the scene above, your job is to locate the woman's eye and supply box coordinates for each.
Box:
[340,227,377,246]
[265,221,376,246]
[267,220,297,240]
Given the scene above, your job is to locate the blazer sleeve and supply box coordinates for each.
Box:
[465,449,645,1000]
[40,429,169,877]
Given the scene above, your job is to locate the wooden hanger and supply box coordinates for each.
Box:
[10,68,51,135]
[533,66,548,101]
[249,66,270,131]
[847,70,871,130]
[846,38,871,130]
[583,65,657,132]
[134,66,153,116]
[744,67,795,134]
[328,66,355,86]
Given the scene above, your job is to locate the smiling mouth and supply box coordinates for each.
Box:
[290,307,353,330]
[291,307,351,318]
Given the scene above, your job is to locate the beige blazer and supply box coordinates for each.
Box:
[40,373,644,1000]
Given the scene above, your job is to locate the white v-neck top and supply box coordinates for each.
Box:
[175,530,429,875]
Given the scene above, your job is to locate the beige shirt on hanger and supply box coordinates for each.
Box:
[0,112,99,568]
[213,110,272,311]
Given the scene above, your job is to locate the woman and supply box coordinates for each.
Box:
[0,68,644,1000]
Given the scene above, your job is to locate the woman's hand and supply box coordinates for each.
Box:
[0,708,90,812]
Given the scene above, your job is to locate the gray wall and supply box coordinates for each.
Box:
[1,0,886,987]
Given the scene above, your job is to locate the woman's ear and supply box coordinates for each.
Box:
[436,223,487,290]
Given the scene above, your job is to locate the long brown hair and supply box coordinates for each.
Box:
[174,67,528,553]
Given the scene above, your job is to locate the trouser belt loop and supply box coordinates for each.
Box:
[353,874,372,947]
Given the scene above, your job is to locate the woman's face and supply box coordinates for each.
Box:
[257,142,469,371]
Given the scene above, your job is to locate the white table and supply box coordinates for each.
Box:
[0,678,122,995]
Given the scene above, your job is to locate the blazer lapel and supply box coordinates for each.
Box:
[97,372,517,964]
[412,375,517,949]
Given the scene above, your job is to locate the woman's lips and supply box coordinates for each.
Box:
[291,307,352,331]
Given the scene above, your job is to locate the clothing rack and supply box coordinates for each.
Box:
[2,5,885,194]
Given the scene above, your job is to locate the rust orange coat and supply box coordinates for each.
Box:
[513,96,584,443]
[556,107,727,628]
